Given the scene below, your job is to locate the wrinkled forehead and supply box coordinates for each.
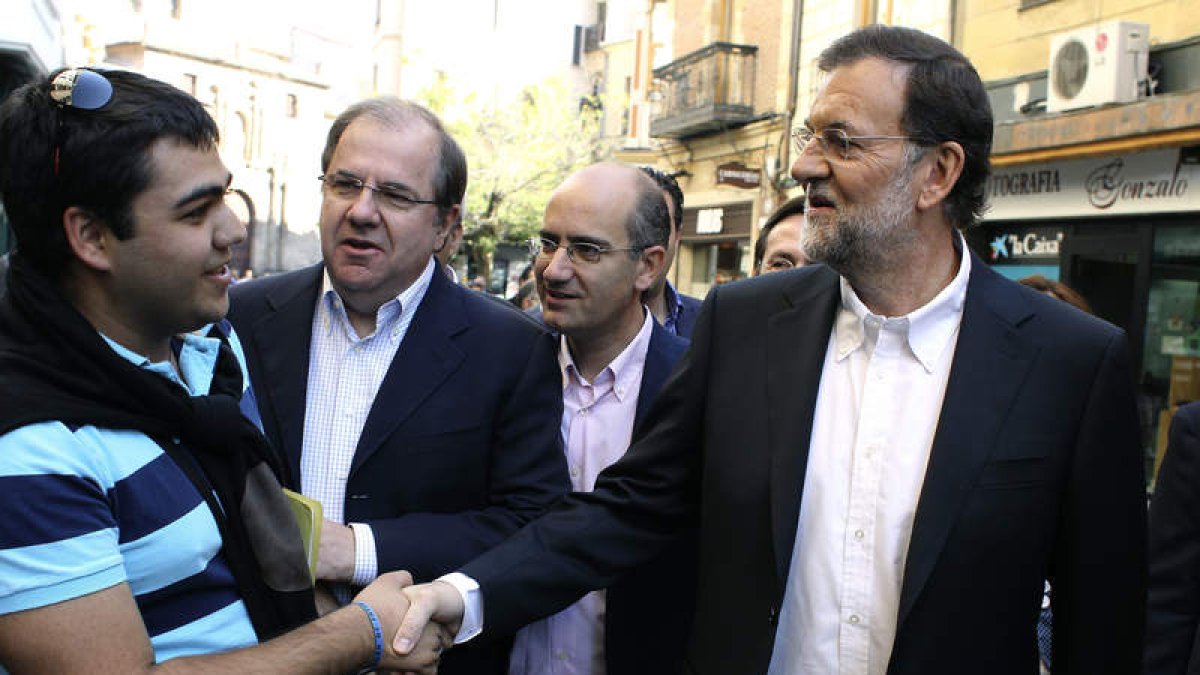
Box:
[808,57,911,133]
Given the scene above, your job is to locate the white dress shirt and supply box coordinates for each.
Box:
[767,243,970,675]
[507,310,655,675]
[301,256,436,585]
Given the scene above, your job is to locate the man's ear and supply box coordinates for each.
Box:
[433,204,461,252]
[635,245,667,292]
[62,206,115,272]
[916,140,966,213]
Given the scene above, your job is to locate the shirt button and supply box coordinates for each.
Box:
[580,407,588,416]
[849,614,861,625]
[570,467,579,478]
[854,529,865,540]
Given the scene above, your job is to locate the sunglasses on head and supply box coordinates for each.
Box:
[49,68,114,176]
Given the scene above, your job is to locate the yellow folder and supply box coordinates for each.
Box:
[283,488,321,583]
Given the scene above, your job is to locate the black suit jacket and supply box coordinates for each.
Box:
[603,320,692,674]
[228,264,570,674]
[1147,401,1200,674]
[461,252,1146,675]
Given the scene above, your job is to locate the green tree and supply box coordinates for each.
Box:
[420,73,613,284]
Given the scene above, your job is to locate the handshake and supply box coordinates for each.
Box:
[351,573,468,674]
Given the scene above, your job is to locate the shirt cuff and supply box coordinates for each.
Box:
[348,523,378,587]
[437,572,483,644]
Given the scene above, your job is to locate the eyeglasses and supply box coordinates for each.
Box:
[318,173,441,211]
[528,236,642,264]
[791,127,921,161]
[762,258,797,273]
[50,69,114,176]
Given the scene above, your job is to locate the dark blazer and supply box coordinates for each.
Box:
[1147,401,1200,674]
[462,251,1147,675]
[228,263,570,674]
[603,321,691,674]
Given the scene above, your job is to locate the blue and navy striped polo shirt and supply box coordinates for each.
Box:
[0,329,260,665]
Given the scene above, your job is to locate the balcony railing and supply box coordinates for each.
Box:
[650,42,757,139]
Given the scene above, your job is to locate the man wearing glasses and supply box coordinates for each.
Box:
[753,196,808,276]
[508,163,692,674]
[227,98,569,674]
[0,69,447,673]
[396,24,1145,675]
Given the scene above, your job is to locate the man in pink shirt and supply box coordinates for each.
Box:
[511,163,691,674]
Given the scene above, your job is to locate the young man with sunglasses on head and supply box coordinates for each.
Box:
[225,97,569,675]
[0,68,446,674]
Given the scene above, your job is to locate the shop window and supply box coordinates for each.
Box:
[1019,0,1058,9]
[1144,225,1200,486]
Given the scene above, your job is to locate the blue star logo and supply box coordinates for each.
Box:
[990,236,1008,260]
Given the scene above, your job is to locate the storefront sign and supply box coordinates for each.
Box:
[989,230,1063,260]
[696,207,724,234]
[985,149,1200,220]
[715,162,760,189]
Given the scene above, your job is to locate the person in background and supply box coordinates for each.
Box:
[510,163,691,675]
[1017,274,1093,314]
[226,96,569,674]
[638,166,702,337]
[754,196,808,275]
[395,25,1145,675]
[1147,400,1200,674]
[0,67,444,674]
[510,280,539,313]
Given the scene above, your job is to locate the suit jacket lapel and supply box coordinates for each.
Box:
[350,269,468,476]
[249,264,322,487]
[768,266,841,583]
[897,255,1039,626]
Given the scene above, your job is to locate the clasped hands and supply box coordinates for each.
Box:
[350,572,455,674]
[319,521,467,671]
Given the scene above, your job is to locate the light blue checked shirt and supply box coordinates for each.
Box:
[301,256,436,586]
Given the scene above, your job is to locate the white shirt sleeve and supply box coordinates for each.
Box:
[348,522,378,586]
[437,572,483,643]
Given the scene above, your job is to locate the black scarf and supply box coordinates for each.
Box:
[0,255,315,639]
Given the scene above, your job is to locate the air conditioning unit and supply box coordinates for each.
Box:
[1046,20,1150,113]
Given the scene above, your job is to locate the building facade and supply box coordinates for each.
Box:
[957,0,1200,482]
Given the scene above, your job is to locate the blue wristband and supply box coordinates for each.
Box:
[354,601,384,671]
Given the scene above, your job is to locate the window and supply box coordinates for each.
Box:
[286,93,298,118]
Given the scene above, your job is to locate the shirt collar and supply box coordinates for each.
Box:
[101,332,221,395]
[318,255,437,340]
[834,232,971,372]
[558,308,655,403]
